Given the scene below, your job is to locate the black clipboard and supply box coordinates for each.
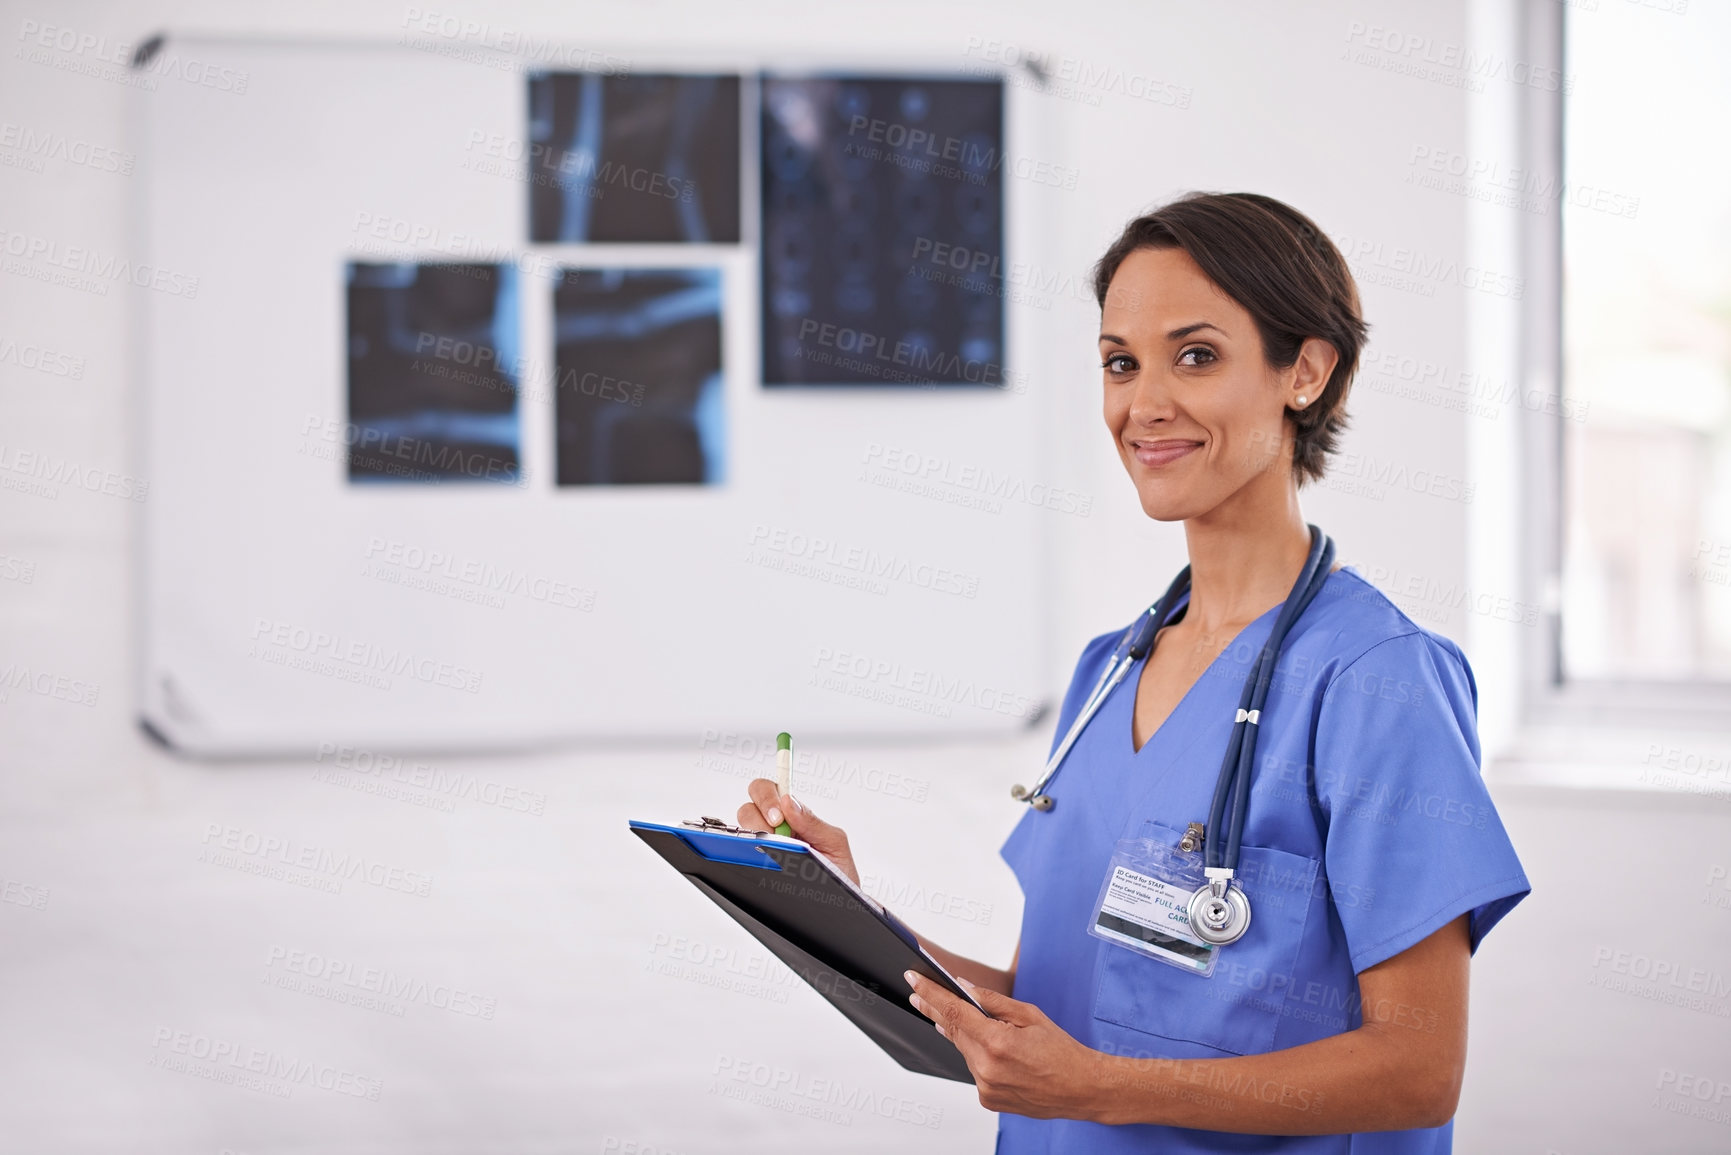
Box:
[630,817,989,1083]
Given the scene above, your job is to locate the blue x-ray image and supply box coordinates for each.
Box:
[760,75,1005,387]
[553,268,724,486]
[528,73,741,244]
[345,263,521,483]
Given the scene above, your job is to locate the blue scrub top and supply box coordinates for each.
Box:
[998,567,1529,1155]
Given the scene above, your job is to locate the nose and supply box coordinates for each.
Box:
[1125,367,1177,429]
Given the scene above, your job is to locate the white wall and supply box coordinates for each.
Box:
[1,0,1726,1152]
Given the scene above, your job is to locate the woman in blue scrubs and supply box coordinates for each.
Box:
[740,192,1529,1152]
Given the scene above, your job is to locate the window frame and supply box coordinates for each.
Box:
[1514,0,1731,740]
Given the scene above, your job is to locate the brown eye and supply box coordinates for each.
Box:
[1101,354,1136,374]
[1177,345,1217,367]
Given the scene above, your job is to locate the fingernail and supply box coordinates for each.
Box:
[934,1023,948,1039]
[903,970,917,988]
[788,795,806,814]
[909,994,925,1014]
[765,808,782,826]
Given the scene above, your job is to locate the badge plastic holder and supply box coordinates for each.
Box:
[1087,835,1219,977]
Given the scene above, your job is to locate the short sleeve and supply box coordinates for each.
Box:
[1312,631,1530,973]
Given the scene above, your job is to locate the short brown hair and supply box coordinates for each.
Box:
[1092,192,1368,485]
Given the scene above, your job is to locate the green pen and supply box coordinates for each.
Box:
[774,731,794,835]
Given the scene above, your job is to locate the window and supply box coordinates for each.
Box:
[1561,2,1731,683]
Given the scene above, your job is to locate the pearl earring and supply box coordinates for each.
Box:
[1295,395,1309,407]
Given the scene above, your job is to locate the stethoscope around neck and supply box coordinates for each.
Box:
[1012,525,1337,947]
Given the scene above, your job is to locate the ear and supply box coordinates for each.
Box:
[1286,338,1339,413]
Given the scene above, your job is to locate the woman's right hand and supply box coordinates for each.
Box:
[737,779,861,889]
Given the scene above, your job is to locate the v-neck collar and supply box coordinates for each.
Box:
[1124,591,1283,759]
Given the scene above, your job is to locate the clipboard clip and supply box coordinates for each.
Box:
[682,816,750,834]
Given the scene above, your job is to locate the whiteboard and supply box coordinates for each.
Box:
[134,36,1065,756]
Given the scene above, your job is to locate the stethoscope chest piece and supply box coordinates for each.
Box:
[1187,875,1251,946]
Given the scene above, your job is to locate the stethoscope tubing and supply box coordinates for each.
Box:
[1020,564,1190,803]
[1020,526,1335,883]
[1205,527,1335,872]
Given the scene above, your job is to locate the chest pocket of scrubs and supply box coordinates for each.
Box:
[1092,819,1321,1057]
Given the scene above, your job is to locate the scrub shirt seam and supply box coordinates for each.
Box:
[1316,629,1435,710]
[1332,569,1423,626]
[1314,627,1517,974]
[1272,852,1325,1053]
[1348,872,1530,974]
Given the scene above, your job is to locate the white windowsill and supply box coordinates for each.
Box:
[1487,720,1731,804]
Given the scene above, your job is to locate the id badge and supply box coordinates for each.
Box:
[1087,835,1218,977]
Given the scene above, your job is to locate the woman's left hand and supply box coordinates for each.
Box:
[905,971,1108,1120]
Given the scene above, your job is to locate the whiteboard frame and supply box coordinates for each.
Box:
[131,33,1075,758]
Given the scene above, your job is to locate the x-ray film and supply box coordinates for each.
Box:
[345,262,522,484]
[528,73,741,244]
[553,268,724,486]
[760,75,1005,387]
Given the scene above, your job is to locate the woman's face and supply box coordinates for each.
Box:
[1099,246,1318,523]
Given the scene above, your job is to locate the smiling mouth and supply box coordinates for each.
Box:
[1131,439,1203,468]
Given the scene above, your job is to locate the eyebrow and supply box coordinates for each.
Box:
[1098,322,1227,345]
